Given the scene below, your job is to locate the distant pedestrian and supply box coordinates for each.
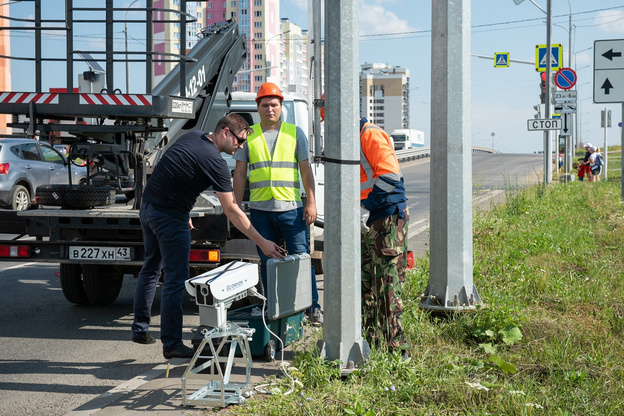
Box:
[588,146,602,182]
[578,143,592,182]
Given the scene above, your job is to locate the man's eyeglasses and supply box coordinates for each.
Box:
[228,128,247,145]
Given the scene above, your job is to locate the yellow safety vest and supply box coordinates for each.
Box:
[247,122,301,202]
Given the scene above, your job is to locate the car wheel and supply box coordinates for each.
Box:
[11,185,30,211]
[82,264,124,305]
[59,263,90,304]
[36,185,116,209]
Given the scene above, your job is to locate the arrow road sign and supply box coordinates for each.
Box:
[603,49,622,61]
[560,114,571,136]
[594,39,624,70]
[594,39,624,103]
[594,71,624,103]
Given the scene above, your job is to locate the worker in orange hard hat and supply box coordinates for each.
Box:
[255,81,284,103]
[320,97,409,359]
[233,82,323,325]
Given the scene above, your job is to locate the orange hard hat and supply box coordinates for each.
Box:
[320,93,325,121]
[255,82,284,103]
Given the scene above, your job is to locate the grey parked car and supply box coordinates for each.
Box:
[0,138,87,210]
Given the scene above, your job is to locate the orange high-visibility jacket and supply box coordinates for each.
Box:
[360,121,403,201]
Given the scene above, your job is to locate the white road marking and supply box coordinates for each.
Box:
[408,218,428,240]
[64,359,189,416]
[0,262,55,272]
[473,189,504,205]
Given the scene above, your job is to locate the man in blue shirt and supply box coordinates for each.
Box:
[132,113,283,359]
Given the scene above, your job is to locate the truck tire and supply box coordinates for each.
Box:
[82,264,124,305]
[36,185,116,209]
[60,263,90,304]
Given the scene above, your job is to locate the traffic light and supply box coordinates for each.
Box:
[539,72,547,104]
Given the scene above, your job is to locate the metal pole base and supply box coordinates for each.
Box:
[182,323,255,408]
[419,283,481,312]
[318,339,370,375]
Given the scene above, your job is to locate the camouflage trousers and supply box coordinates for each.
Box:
[361,208,409,351]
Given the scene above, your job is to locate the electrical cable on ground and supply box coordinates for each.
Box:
[246,287,304,396]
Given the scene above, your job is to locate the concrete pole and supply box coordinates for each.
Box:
[320,0,369,369]
[419,0,481,312]
[309,0,322,159]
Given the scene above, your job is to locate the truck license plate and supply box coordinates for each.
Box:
[69,246,131,261]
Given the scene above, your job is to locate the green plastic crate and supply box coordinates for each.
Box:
[228,304,304,361]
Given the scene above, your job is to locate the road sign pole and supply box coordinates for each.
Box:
[570,121,574,170]
[544,0,553,184]
[621,104,624,202]
[604,107,608,181]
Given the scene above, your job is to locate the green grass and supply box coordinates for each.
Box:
[215,151,624,416]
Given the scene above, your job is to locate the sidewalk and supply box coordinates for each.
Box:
[64,281,325,416]
[65,349,304,415]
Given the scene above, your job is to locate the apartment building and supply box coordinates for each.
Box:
[153,0,202,87]
[280,18,309,97]
[360,63,410,133]
[161,0,309,95]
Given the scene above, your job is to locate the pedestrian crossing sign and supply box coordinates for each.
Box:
[494,52,510,68]
[535,44,562,72]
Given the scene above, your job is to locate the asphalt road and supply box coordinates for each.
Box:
[0,152,545,415]
[0,260,189,416]
[403,152,544,256]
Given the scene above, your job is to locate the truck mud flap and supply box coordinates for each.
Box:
[36,185,116,209]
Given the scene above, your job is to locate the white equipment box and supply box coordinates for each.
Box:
[266,253,312,320]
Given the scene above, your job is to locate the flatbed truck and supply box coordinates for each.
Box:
[0,2,307,305]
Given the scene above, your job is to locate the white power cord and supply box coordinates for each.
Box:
[247,287,303,396]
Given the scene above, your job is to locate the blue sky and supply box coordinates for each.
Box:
[280,0,624,153]
[8,0,624,153]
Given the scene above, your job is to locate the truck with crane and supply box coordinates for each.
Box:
[0,2,323,305]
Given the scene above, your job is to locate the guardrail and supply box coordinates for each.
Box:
[472,145,502,154]
[396,145,500,163]
[396,147,431,162]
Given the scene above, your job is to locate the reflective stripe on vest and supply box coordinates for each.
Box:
[360,123,403,200]
[248,122,301,202]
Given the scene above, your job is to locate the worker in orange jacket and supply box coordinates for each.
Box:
[359,117,409,358]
